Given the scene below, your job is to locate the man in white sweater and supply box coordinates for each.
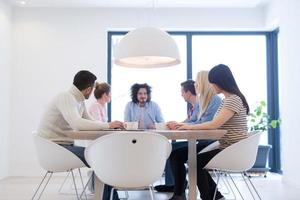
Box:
[37,70,123,200]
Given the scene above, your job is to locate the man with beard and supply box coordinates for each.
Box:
[37,70,123,200]
[124,83,164,129]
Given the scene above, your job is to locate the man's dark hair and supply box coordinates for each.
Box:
[181,80,196,96]
[130,83,152,103]
[73,70,97,91]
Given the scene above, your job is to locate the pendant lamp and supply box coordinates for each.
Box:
[114,27,181,68]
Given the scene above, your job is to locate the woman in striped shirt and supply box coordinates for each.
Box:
[170,64,249,200]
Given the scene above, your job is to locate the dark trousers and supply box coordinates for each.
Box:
[196,149,222,200]
[62,144,89,166]
[169,140,219,198]
[165,141,189,185]
[61,144,119,200]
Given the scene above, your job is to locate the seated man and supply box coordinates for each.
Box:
[155,73,221,193]
[181,80,200,124]
[155,80,200,192]
[124,83,164,129]
[37,70,123,200]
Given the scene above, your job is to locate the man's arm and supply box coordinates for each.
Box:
[178,108,235,130]
[57,94,109,130]
[124,103,131,122]
[154,102,164,123]
[82,104,94,121]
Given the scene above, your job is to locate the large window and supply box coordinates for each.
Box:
[192,35,267,144]
[108,31,280,172]
[110,35,187,122]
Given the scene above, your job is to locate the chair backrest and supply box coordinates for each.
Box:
[85,132,172,188]
[205,132,262,172]
[198,141,220,154]
[33,132,85,172]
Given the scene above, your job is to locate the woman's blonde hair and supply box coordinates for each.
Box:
[195,71,216,118]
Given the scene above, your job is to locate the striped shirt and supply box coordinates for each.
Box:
[216,94,248,149]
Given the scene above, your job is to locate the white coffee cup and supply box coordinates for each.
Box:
[124,121,139,130]
[155,122,168,130]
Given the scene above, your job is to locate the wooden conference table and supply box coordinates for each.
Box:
[65,129,226,200]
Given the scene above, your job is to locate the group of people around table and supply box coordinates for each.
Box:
[37,64,249,200]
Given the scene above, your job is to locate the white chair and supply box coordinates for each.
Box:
[32,133,88,200]
[203,132,262,200]
[197,141,236,197]
[85,132,172,200]
[199,141,220,154]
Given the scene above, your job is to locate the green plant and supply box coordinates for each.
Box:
[248,101,281,132]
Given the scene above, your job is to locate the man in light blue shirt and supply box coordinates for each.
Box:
[124,83,164,129]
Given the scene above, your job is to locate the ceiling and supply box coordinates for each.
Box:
[7,0,270,8]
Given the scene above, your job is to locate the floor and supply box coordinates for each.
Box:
[0,173,299,200]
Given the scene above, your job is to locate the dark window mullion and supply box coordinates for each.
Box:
[107,32,112,122]
[266,29,281,173]
[187,33,193,80]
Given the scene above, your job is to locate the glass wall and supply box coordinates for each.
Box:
[108,31,280,171]
[110,35,187,122]
[192,35,267,144]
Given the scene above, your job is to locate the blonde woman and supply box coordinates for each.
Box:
[168,71,221,128]
[158,71,221,196]
[89,82,111,122]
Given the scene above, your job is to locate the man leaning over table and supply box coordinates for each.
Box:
[37,70,123,200]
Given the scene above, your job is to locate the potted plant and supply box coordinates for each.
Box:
[247,101,281,177]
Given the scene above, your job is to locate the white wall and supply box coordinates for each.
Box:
[10,7,265,176]
[265,0,300,188]
[0,0,11,179]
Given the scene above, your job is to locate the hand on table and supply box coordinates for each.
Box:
[108,121,124,129]
[166,121,184,130]
[177,124,192,130]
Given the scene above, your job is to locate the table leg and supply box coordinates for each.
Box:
[94,176,104,200]
[188,139,197,200]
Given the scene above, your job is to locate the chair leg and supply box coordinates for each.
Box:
[228,174,245,200]
[241,173,255,200]
[220,172,231,194]
[80,172,93,199]
[36,172,53,200]
[213,170,221,200]
[71,170,80,200]
[149,186,155,200]
[125,190,129,199]
[58,171,70,193]
[31,172,50,200]
[78,169,88,200]
[245,173,262,200]
[224,173,236,200]
[213,170,230,195]
[110,187,115,200]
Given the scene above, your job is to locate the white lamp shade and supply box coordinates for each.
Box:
[114,27,181,68]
